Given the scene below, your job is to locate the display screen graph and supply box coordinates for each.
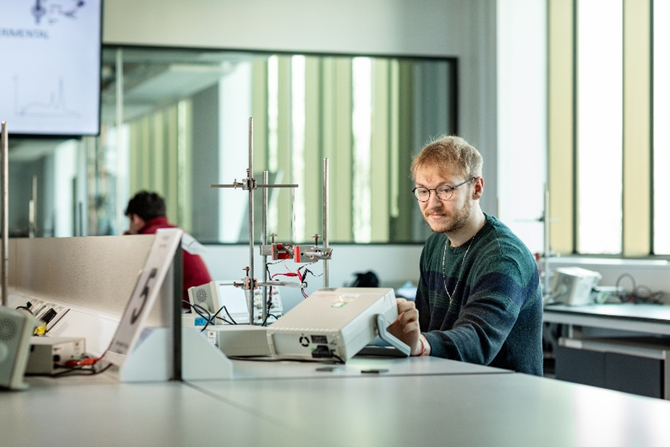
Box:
[0,0,102,136]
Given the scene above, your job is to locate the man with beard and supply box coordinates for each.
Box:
[388,135,543,375]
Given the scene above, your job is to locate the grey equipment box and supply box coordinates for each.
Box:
[26,337,86,375]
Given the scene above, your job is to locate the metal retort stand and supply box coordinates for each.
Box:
[210,117,333,325]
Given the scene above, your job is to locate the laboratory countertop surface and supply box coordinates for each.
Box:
[224,354,512,380]
[3,355,670,447]
[544,303,670,335]
[0,380,320,447]
[188,372,670,447]
[545,302,670,320]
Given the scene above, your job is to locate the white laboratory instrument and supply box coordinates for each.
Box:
[0,306,39,390]
[206,325,272,357]
[266,287,409,362]
[25,337,86,375]
[550,267,602,306]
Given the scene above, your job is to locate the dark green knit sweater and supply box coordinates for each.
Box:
[418,214,543,376]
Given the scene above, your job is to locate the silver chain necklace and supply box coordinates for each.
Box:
[442,233,477,302]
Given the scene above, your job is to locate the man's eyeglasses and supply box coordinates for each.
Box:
[412,177,476,202]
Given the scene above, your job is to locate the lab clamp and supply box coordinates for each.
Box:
[210,117,333,324]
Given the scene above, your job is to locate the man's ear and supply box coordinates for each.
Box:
[472,177,484,200]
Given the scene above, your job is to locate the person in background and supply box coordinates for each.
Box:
[389,135,543,375]
[125,190,212,307]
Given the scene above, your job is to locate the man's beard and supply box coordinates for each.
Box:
[424,196,472,235]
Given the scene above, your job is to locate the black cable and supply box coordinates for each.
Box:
[615,273,637,300]
[182,300,211,320]
[205,305,235,331]
[298,265,322,280]
[14,305,33,314]
[204,305,236,326]
[267,286,274,309]
[182,300,217,331]
[614,273,664,304]
[261,313,279,326]
[214,317,236,325]
[297,264,324,298]
[51,363,113,378]
[331,353,346,364]
[191,303,212,321]
[221,305,237,325]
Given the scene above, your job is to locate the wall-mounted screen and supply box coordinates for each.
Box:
[0,0,102,136]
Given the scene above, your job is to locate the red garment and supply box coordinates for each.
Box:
[138,216,212,304]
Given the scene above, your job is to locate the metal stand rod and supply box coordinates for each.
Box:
[261,170,269,324]
[1,122,8,307]
[257,280,305,288]
[29,176,37,238]
[543,183,551,298]
[246,117,255,325]
[323,158,329,287]
[210,183,298,189]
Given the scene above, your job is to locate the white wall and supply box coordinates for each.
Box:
[103,1,476,55]
[103,0,499,213]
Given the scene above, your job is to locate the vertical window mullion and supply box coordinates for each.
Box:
[623,0,651,256]
[653,0,670,254]
[548,0,575,255]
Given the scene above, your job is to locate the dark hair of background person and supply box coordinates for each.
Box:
[125,191,166,222]
[350,271,380,287]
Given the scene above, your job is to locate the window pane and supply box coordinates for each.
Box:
[291,55,306,241]
[576,0,623,254]
[352,57,372,242]
[654,0,670,254]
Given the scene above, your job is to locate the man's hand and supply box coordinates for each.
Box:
[388,298,423,356]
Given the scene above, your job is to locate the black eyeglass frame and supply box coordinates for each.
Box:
[411,176,476,202]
